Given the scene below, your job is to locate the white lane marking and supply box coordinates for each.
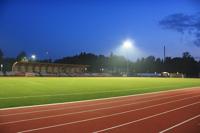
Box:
[159,114,200,133]
[17,97,200,133]
[93,102,200,133]
[1,93,198,125]
[0,90,192,117]
[1,86,199,111]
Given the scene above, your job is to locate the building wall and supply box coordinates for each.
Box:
[27,65,33,72]
[41,66,46,73]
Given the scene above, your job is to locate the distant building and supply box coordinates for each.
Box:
[161,72,184,78]
[12,62,88,76]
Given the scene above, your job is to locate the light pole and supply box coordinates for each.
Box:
[0,64,3,72]
[122,39,133,76]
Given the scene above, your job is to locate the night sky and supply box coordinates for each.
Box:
[0,0,199,60]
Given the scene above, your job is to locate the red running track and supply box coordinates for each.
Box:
[0,87,200,133]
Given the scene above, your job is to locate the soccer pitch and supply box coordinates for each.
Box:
[0,77,200,109]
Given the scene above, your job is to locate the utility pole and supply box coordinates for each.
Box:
[126,58,129,76]
[0,64,3,72]
[164,45,166,62]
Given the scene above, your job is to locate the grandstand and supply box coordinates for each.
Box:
[12,62,89,76]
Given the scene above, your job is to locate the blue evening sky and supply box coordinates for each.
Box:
[0,0,199,60]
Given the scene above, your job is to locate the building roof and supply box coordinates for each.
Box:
[13,62,89,68]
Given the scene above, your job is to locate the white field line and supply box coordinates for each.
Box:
[159,114,200,133]
[93,102,200,133]
[0,91,193,117]
[0,86,173,100]
[17,97,200,133]
[1,93,199,125]
[1,86,199,111]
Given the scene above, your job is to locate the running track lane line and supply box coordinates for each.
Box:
[0,91,196,119]
[0,89,189,117]
[159,114,200,133]
[1,86,198,111]
[1,87,199,117]
[93,101,200,133]
[1,93,199,125]
[2,95,200,133]
[17,98,200,133]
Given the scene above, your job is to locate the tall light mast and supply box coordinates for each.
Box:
[164,45,166,62]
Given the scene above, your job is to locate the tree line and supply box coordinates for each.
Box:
[0,49,200,77]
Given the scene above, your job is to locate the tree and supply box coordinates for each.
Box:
[181,52,198,77]
[3,57,16,71]
[16,51,27,62]
[182,52,192,59]
[54,51,200,77]
[0,49,3,64]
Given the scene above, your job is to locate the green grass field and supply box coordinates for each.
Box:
[0,77,200,109]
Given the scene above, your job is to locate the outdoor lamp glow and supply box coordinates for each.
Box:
[122,39,133,49]
[31,54,36,60]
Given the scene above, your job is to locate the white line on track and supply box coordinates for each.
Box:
[1,86,199,111]
[93,102,200,133]
[17,97,200,133]
[159,114,200,133]
[1,93,199,125]
[0,91,195,117]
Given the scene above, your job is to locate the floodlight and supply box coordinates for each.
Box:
[31,54,36,60]
[122,39,133,49]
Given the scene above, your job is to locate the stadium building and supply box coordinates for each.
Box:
[12,62,89,76]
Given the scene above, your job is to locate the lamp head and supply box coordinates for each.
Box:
[122,39,133,49]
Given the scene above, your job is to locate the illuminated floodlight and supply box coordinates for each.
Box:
[122,39,133,49]
[31,54,36,60]
[121,39,135,76]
